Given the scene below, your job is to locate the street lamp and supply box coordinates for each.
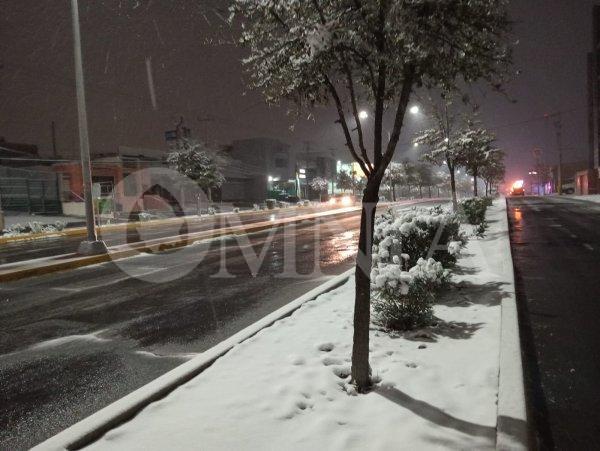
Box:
[71,0,107,256]
[358,110,369,120]
[413,142,419,148]
[409,105,420,115]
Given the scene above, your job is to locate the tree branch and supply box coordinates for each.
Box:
[343,63,372,169]
[323,74,371,178]
[373,1,388,170]
[374,65,416,181]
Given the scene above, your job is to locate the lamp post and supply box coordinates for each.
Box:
[0,196,4,232]
[71,0,107,255]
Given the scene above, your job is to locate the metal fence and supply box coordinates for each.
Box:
[0,166,62,214]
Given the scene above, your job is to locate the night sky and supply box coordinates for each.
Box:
[0,0,596,182]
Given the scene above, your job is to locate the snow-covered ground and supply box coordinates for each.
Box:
[83,201,511,451]
[2,212,83,228]
[571,194,600,204]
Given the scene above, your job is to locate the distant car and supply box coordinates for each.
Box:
[328,194,357,206]
[510,186,525,196]
[510,180,525,196]
[562,179,575,195]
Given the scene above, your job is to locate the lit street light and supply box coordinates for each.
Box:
[358,110,369,120]
[409,105,420,115]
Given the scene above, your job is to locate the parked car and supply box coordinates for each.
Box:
[562,179,575,194]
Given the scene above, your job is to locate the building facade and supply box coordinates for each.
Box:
[585,5,600,193]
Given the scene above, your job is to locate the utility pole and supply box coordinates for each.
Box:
[71,0,107,255]
[304,141,310,199]
[555,114,564,195]
[545,112,564,195]
[0,193,4,232]
[51,121,58,158]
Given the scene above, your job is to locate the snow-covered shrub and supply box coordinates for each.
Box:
[54,220,66,231]
[28,221,44,234]
[233,207,240,213]
[472,222,488,239]
[372,258,449,331]
[2,223,26,236]
[138,212,152,222]
[253,204,260,211]
[372,206,465,269]
[208,207,216,215]
[459,198,488,225]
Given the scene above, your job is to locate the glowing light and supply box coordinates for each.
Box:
[409,105,420,115]
[514,208,522,222]
[413,142,419,148]
[341,196,353,206]
[268,175,273,182]
[358,110,369,120]
[328,198,337,205]
[444,138,450,143]
[513,180,524,189]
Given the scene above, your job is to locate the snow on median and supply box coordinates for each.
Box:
[85,203,510,451]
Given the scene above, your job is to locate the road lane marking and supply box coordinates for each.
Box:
[583,243,594,251]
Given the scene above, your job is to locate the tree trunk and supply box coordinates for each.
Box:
[391,183,397,201]
[418,185,423,198]
[449,166,458,211]
[351,179,379,392]
[428,185,431,198]
[473,172,478,197]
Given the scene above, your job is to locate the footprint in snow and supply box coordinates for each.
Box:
[322,356,343,366]
[289,355,306,365]
[317,342,335,352]
[332,366,351,379]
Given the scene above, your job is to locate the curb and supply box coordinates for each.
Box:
[496,198,528,450]
[32,268,355,451]
[0,207,362,283]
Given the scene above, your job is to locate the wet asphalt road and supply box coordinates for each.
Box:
[0,200,443,449]
[507,196,600,450]
[0,207,340,265]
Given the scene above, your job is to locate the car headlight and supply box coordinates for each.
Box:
[341,196,352,206]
